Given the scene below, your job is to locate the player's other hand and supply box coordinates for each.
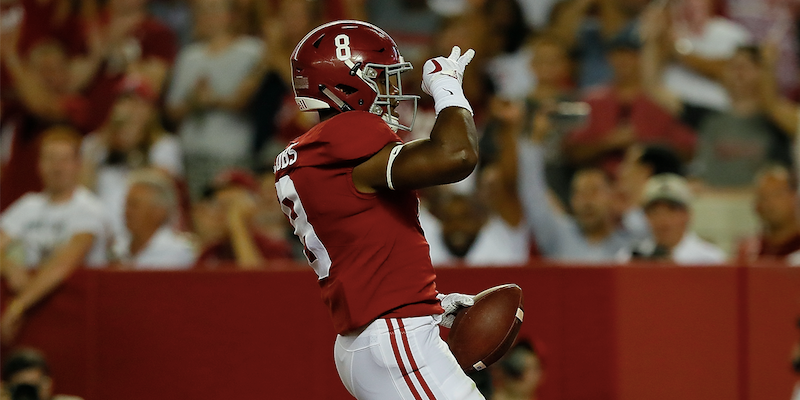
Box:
[437,292,475,328]
[421,46,475,96]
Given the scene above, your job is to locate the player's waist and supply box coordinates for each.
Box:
[341,315,441,338]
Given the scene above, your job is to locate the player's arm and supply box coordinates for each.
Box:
[353,47,478,193]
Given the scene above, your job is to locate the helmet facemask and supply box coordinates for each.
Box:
[361,61,419,132]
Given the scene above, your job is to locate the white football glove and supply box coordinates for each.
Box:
[421,46,475,116]
[437,292,475,329]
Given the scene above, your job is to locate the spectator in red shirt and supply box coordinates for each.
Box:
[80,0,178,132]
[0,0,89,109]
[640,5,797,188]
[738,165,800,263]
[194,169,293,269]
[563,30,697,177]
[0,35,92,211]
[10,0,87,56]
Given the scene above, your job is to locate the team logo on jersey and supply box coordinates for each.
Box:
[274,143,299,172]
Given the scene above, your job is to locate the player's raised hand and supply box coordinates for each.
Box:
[422,46,475,94]
[421,46,476,115]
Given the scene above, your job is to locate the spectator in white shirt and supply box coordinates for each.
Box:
[82,76,184,242]
[630,173,726,264]
[487,94,647,263]
[657,0,752,111]
[615,144,684,238]
[423,190,529,267]
[422,132,531,267]
[114,170,196,269]
[165,0,267,199]
[0,127,112,343]
[513,117,649,263]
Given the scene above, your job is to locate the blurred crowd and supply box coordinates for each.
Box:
[2,0,800,350]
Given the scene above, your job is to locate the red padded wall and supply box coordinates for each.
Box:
[615,267,740,400]
[746,267,800,400]
[2,265,798,400]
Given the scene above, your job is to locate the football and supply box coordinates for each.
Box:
[447,284,524,372]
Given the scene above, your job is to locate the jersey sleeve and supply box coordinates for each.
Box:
[303,112,402,165]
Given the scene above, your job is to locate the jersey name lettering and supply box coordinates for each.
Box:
[274,143,299,172]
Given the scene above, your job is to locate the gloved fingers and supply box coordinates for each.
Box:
[458,48,476,68]
[440,314,455,329]
[440,293,475,314]
[422,58,435,74]
[448,45,461,61]
[455,295,474,307]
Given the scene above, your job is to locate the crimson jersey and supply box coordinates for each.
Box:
[274,111,443,334]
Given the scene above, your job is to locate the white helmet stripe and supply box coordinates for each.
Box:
[295,97,331,111]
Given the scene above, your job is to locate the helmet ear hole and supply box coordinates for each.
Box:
[335,84,359,95]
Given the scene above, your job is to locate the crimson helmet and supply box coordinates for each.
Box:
[290,20,418,131]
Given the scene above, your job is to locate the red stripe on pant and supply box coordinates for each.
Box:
[397,319,437,400]
[386,318,424,400]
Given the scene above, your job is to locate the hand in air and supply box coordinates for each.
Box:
[422,46,475,96]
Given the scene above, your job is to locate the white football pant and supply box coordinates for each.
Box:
[334,315,485,400]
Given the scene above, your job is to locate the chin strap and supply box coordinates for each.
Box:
[381,114,400,132]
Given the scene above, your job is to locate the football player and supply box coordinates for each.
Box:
[274,20,483,400]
